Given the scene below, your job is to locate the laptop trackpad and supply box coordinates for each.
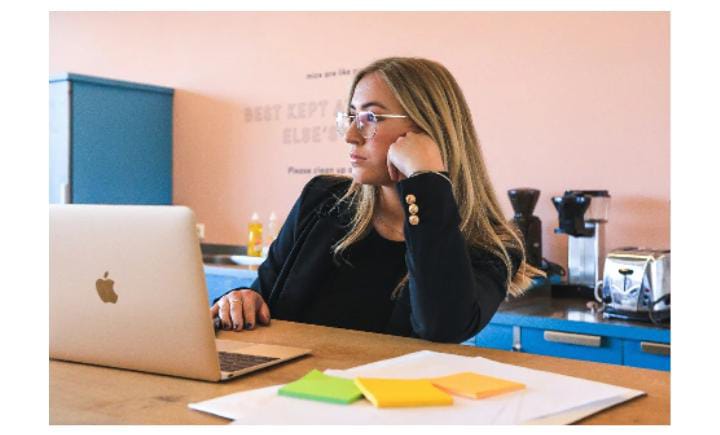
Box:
[215,339,310,359]
[215,339,255,352]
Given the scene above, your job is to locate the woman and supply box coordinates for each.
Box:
[211,57,542,342]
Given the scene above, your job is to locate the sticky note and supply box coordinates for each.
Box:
[354,377,453,408]
[278,369,363,405]
[430,372,526,399]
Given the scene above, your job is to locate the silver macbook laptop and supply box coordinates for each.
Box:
[49,204,310,382]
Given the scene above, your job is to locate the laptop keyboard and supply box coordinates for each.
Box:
[217,352,280,372]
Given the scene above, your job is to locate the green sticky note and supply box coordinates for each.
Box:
[278,369,363,405]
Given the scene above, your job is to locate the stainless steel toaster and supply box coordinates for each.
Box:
[598,247,670,323]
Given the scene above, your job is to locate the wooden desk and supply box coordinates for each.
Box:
[50,320,670,424]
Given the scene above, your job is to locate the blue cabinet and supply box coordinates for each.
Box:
[474,324,515,351]
[623,340,671,371]
[521,328,624,365]
[473,311,670,371]
[49,73,173,204]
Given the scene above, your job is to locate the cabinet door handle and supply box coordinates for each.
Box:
[640,341,670,356]
[543,331,602,347]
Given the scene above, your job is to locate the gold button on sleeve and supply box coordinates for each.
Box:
[408,215,420,226]
[408,204,419,215]
[405,194,416,205]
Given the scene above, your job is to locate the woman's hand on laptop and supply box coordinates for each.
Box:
[211,289,271,331]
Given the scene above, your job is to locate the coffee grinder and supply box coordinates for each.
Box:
[551,190,611,298]
[508,188,543,268]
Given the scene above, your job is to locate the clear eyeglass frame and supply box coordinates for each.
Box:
[336,111,408,139]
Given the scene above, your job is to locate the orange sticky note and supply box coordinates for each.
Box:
[430,372,525,399]
[354,377,453,408]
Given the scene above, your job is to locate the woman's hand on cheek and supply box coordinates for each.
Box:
[386,132,446,181]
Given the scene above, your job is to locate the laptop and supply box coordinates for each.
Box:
[49,204,310,382]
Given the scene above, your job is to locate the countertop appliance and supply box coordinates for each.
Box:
[508,188,543,268]
[598,247,670,323]
[551,190,611,298]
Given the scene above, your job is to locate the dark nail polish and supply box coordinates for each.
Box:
[245,323,253,330]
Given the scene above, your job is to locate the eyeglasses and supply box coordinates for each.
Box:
[336,111,408,139]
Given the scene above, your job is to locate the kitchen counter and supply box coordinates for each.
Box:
[499,286,669,331]
[475,287,670,370]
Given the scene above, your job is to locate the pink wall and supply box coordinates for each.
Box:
[49,11,670,269]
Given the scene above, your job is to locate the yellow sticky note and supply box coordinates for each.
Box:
[354,377,453,408]
[430,372,525,399]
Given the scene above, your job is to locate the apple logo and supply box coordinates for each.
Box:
[96,271,119,304]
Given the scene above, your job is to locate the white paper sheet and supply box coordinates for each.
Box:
[189,350,644,424]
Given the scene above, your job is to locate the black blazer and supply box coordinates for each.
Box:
[226,173,521,343]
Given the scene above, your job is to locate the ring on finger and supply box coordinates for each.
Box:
[229,299,243,329]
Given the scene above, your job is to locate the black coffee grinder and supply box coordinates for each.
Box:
[508,188,543,268]
[508,189,566,290]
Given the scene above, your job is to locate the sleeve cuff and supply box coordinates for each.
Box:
[396,172,460,228]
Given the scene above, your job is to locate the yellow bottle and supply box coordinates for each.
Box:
[247,212,263,257]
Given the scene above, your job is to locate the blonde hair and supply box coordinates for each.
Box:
[332,57,544,298]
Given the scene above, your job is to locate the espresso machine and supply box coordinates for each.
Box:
[551,190,611,298]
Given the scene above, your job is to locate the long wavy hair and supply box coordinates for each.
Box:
[332,57,544,298]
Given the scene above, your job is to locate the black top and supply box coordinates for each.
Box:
[218,174,522,343]
[299,228,407,333]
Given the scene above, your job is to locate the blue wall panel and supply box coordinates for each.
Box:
[50,73,173,205]
[71,80,173,204]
